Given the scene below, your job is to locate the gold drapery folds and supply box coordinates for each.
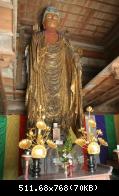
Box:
[25,31,81,136]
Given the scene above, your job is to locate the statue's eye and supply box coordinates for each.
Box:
[53,15,59,20]
[46,14,52,19]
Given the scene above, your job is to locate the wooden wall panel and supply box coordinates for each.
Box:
[0,7,12,32]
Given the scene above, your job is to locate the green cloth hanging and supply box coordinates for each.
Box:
[104,115,117,159]
[0,116,7,179]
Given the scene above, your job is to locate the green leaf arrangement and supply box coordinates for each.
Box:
[57,136,73,163]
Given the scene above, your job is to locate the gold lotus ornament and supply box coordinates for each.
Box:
[86,106,94,113]
[87,142,100,155]
[98,137,108,146]
[31,145,47,158]
[78,127,86,134]
[29,130,34,136]
[75,138,86,147]
[47,139,57,149]
[36,120,46,130]
[45,126,51,132]
[96,129,103,136]
[37,134,45,145]
[19,139,32,150]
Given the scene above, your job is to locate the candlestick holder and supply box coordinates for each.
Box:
[88,154,95,173]
[22,150,32,180]
[31,158,41,178]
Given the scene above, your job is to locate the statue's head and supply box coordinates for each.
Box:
[43,6,60,30]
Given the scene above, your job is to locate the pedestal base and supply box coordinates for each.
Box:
[32,158,41,178]
[88,154,96,173]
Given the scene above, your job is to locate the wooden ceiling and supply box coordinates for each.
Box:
[18,0,119,45]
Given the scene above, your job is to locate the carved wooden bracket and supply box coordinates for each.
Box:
[111,58,119,79]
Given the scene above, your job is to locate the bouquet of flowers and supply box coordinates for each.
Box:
[57,136,73,163]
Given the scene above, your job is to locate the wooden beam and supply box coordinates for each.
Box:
[18,18,35,26]
[56,1,119,16]
[88,86,119,106]
[104,21,119,47]
[104,95,119,105]
[85,83,119,106]
[82,49,105,59]
[84,75,111,96]
[77,9,95,34]
[66,20,110,29]
[0,0,13,9]
[18,10,114,27]
[66,25,105,35]
[83,57,119,106]
[2,77,13,87]
[68,33,103,45]
[83,57,119,95]
[93,16,116,24]
[84,87,119,107]
[93,0,119,8]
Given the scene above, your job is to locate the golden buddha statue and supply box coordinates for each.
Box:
[25,7,81,136]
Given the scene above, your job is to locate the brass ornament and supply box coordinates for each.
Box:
[75,138,86,147]
[36,120,46,130]
[87,142,100,155]
[47,139,57,149]
[31,145,47,159]
[75,106,108,154]
[19,139,32,150]
[86,106,94,112]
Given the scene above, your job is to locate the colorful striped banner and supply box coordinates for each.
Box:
[0,116,7,179]
[114,114,119,145]
[3,115,20,180]
[104,115,117,159]
[95,115,108,164]
[18,115,27,176]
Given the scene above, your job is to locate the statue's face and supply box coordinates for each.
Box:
[44,13,60,30]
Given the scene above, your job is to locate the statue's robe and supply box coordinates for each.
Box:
[26,31,81,136]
